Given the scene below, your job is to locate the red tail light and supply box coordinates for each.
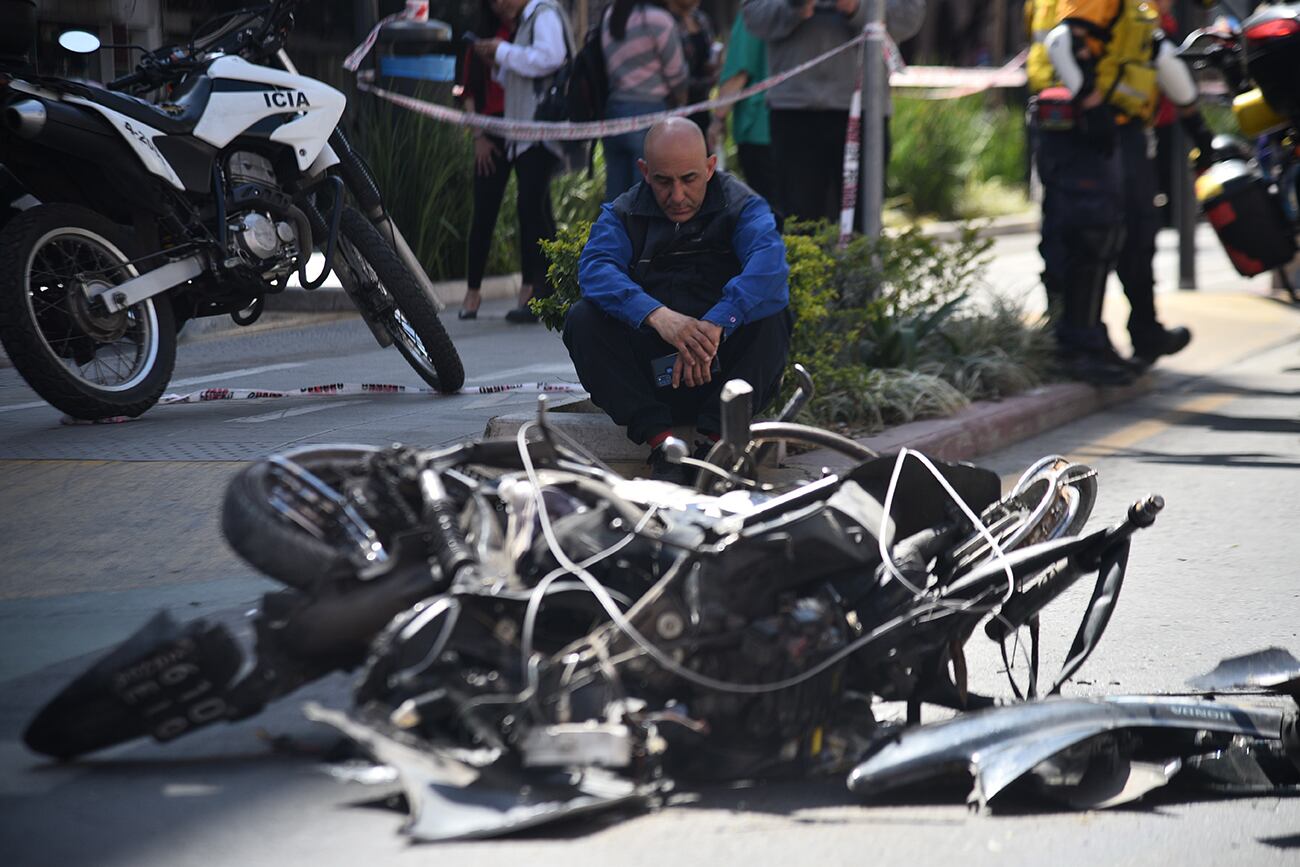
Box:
[1246,19,1300,40]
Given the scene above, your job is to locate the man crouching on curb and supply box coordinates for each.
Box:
[562,117,792,484]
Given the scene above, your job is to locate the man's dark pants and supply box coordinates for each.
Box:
[563,299,792,444]
[769,108,891,224]
[1115,121,1166,349]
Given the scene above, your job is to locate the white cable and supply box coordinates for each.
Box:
[877,447,1018,610]
[513,422,972,695]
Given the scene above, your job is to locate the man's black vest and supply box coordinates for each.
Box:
[610,171,756,321]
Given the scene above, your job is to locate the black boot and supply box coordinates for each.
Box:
[1131,325,1192,369]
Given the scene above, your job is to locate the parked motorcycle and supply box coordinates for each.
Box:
[0,0,463,421]
[1179,2,1300,299]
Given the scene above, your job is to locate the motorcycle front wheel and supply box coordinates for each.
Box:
[0,204,176,419]
[335,207,464,392]
[221,445,389,590]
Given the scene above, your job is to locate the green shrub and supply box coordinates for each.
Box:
[537,217,1051,434]
[888,95,1029,221]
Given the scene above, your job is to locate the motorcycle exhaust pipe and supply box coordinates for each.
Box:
[5,98,45,137]
[5,97,123,159]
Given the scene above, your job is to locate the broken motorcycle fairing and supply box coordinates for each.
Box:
[24,371,1298,839]
[849,647,1300,810]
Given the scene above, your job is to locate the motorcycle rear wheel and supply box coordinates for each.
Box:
[335,208,464,393]
[0,204,176,419]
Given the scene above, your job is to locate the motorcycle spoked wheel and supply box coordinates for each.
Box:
[334,207,464,393]
[221,445,390,590]
[0,204,176,419]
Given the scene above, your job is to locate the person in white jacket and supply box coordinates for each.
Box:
[474,0,574,322]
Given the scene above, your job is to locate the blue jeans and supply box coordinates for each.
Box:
[602,98,665,202]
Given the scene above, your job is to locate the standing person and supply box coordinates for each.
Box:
[601,0,688,202]
[709,13,775,203]
[743,0,925,224]
[1026,0,1213,382]
[458,0,517,320]
[474,0,575,323]
[668,0,720,138]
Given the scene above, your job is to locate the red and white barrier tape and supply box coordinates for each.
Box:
[158,381,586,403]
[58,380,588,425]
[353,21,1027,140]
[839,58,865,246]
[355,24,890,141]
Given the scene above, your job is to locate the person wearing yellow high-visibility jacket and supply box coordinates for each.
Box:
[1028,0,1214,383]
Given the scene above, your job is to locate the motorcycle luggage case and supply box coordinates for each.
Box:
[1244,7,1300,119]
[1195,158,1297,277]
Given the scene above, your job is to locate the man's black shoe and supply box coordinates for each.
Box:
[1097,339,1146,375]
[505,305,539,324]
[1054,347,1137,387]
[1132,325,1191,369]
[646,444,693,486]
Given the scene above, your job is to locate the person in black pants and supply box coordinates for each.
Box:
[562,119,791,482]
[459,0,519,319]
[768,110,890,224]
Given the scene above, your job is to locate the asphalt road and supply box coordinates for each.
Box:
[1,236,1300,865]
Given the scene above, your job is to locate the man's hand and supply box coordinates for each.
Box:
[799,0,816,20]
[835,0,860,15]
[473,135,499,176]
[474,38,502,64]
[647,308,723,388]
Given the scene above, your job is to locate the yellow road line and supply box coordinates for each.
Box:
[997,391,1238,485]
[1067,392,1236,462]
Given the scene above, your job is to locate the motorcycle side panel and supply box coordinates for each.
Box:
[61,96,185,190]
[194,56,346,170]
[847,693,1285,807]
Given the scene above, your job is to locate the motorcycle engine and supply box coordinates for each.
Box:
[224,151,300,277]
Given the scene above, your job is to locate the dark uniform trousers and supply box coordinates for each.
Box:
[1036,121,1126,353]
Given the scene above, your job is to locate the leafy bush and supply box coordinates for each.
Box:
[888,95,1029,221]
[537,217,1053,433]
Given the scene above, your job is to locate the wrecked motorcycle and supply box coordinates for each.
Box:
[24,371,1300,838]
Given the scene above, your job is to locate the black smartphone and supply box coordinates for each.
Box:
[651,352,721,387]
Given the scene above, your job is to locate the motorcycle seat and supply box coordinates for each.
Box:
[66,74,211,136]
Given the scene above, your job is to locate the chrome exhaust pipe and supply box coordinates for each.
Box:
[4,98,46,138]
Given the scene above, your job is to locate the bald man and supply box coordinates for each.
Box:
[563,118,791,482]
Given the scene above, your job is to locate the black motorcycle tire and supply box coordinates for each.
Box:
[221,447,380,590]
[0,204,177,419]
[336,208,464,393]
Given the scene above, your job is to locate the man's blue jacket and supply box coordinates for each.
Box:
[576,171,789,336]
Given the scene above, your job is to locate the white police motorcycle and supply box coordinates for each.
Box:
[0,0,463,420]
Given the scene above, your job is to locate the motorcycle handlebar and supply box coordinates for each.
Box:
[107,70,149,91]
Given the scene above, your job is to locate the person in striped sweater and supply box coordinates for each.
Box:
[600,0,689,201]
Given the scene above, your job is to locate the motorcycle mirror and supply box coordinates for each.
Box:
[58,30,102,54]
